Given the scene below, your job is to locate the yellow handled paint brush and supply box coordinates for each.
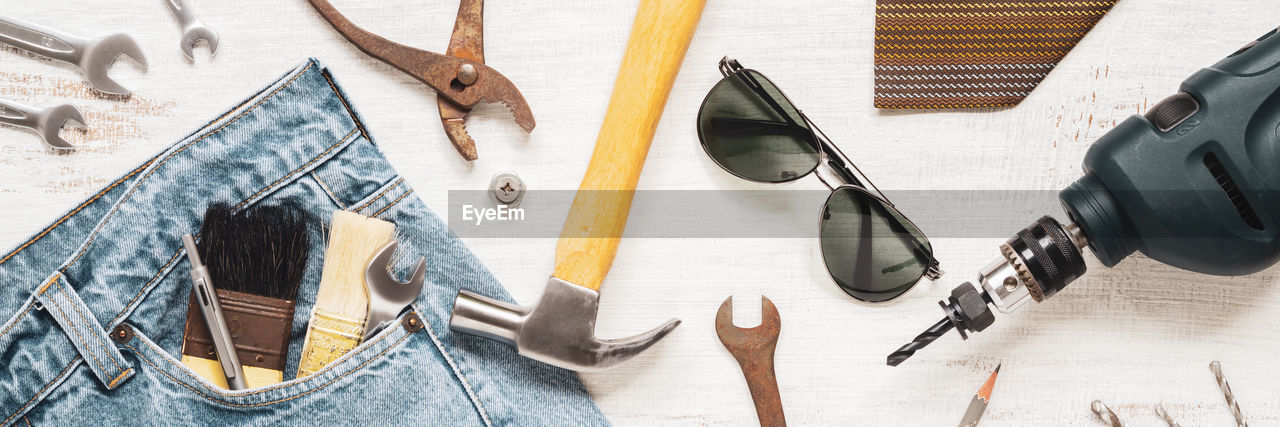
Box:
[296,210,395,377]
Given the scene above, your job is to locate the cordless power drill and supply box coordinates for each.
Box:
[889,27,1280,366]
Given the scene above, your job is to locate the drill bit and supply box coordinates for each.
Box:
[1155,403,1180,427]
[1090,400,1125,427]
[1209,361,1248,427]
[887,317,953,366]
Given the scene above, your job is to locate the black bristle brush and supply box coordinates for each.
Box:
[181,203,311,388]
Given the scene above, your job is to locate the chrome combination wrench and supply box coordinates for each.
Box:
[0,99,85,150]
[164,0,220,61]
[0,15,147,95]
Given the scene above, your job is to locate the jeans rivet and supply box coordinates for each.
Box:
[402,313,423,333]
[111,324,133,344]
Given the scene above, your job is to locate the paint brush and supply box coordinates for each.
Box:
[180,204,311,389]
[296,210,394,377]
[958,363,1001,427]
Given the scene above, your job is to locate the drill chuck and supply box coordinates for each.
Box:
[955,216,1088,334]
[888,216,1089,366]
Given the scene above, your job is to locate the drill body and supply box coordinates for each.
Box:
[890,28,1280,365]
[1065,27,1280,275]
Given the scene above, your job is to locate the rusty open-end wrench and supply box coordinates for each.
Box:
[716,296,786,427]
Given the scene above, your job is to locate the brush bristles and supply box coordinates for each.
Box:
[314,210,395,320]
[198,204,310,300]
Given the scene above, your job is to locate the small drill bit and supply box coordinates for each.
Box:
[887,317,953,366]
[958,363,1001,427]
[1090,400,1125,427]
[1155,403,1180,427]
[1209,361,1248,427]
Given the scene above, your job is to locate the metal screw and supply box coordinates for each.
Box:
[1210,361,1248,426]
[489,172,525,206]
[457,63,478,86]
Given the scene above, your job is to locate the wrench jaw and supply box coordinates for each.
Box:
[80,33,148,96]
[715,296,782,352]
[37,104,85,150]
[363,241,427,341]
[180,26,220,62]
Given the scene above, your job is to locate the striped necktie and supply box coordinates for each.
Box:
[874,0,1117,109]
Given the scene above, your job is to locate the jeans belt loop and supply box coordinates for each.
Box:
[33,273,135,390]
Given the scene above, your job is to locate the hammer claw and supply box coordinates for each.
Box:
[451,277,681,372]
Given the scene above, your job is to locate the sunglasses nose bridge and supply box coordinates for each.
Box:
[810,160,841,191]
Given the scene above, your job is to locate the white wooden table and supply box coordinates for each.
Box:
[2,1,1278,425]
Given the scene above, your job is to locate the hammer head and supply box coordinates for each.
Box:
[450,277,680,372]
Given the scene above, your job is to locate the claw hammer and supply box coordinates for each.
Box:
[449,0,706,371]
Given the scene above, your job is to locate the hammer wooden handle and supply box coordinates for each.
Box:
[553,0,706,291]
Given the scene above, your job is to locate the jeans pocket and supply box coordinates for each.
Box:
[116,309,421,408]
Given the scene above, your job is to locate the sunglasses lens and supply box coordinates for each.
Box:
[820,187,933,302]
[697,70,820,183]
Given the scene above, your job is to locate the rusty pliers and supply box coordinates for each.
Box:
[308,0,534,160]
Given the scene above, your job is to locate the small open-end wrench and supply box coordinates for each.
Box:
[164,0,219,61]
[363,240,426,340]
[0,15,147,95]
[0,98,85,150]
[716,296,786,427]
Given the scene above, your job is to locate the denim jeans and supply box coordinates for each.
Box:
[0,59,605,425]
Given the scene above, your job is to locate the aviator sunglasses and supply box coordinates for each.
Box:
[696,57,942,302]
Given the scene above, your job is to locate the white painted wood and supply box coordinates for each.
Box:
[1,1,1277,425]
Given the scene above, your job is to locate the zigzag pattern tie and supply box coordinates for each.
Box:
[874,0,1117,109]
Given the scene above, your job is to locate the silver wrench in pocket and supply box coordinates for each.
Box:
[0,15,147,95]
[0,98,85,150]
[363,241,426,340]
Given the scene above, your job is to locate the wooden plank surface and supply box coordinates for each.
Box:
[1,1,1277,425]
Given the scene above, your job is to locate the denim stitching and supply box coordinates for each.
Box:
[123,332,412,408]
[42,286,110,383]
[56,62,316,276]
[353,178,404,213]
[107,250,183,327]
[309,171,347,209]
[55,279,124,374]
[321,68,369,140]
[2,358,78,426]
[22,416,31,426]
[108,128,356,327]
[106,369,133,388]
[132,319,402,397]
[413,304,494,426]
[0,301,34,342]
[373,189,415,217]
[0,160,153,268]
[232,128,359,210]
